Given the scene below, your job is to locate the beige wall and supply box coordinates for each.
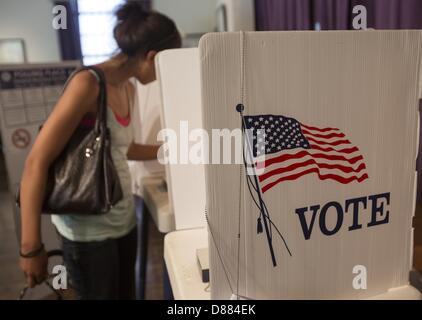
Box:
[0,0,61,63]
[153,0,217,34]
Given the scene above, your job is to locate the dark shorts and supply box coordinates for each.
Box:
[60,227,138,300]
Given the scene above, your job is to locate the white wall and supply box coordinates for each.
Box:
[0,0,61,63]
[153,0,217,34]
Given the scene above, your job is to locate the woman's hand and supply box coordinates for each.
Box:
[19,248,48,288]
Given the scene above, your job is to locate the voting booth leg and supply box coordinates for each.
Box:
[135,196,150,300]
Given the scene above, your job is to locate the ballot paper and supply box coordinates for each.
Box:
[200,31,422,299]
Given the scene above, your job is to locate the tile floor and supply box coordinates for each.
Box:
[0,192,25,299]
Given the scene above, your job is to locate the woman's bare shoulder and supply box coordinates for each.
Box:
[67,70,101,93]
[62,70,101,112]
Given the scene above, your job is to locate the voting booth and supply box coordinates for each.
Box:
[199,31,422,299]
[155,48,206,231]
[155,48,209,299]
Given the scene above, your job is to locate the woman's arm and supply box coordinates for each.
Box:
[19,71,99,288]
[126,143,160,161]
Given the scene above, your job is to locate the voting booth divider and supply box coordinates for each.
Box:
[155,48,209,299]
[155,48,206,231]
[199,31,422,299]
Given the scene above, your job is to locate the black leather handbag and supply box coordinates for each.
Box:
[16,66,123,215]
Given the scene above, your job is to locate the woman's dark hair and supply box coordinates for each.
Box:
[114,1,182,57]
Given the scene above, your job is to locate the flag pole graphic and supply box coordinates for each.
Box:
[237,104,278,267]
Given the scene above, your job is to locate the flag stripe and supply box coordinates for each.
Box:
[258,159,367,182]
[300,123,340,133]
[305,136,352,146]
[260,165,368,192]
[261,169,369,193]
[260,161,366,187]
[256,150,364,169]
[301,129,346,139]
[309,144,359,154]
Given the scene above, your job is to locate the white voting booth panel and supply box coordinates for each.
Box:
[156,48,206,230]
[200,31,422,299]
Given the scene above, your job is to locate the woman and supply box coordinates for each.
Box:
[19,2,181,299]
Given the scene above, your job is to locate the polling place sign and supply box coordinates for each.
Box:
[200,31,422,299]
[0,62,79,192]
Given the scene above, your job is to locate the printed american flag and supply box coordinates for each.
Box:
[244,115,369,193]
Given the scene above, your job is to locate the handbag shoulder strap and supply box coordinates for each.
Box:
[63,66,108,134]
